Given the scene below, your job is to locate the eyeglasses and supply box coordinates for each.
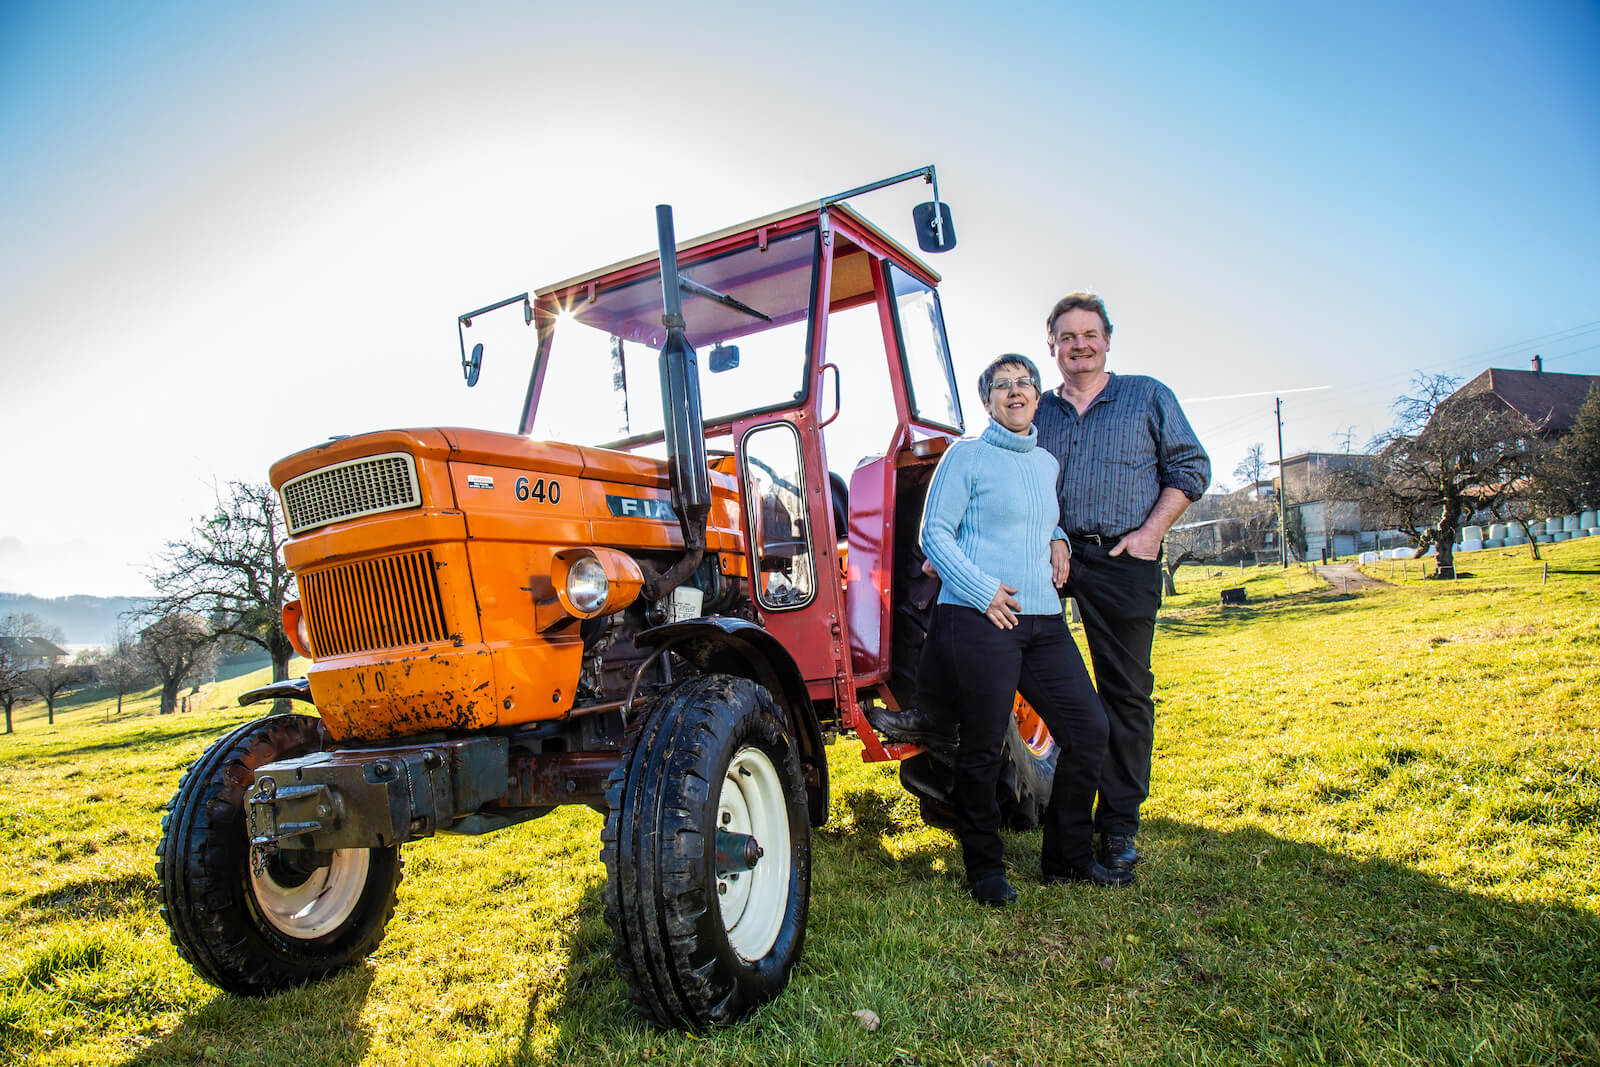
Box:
[989,376,1038,393]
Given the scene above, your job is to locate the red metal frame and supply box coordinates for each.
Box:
[521,201,964,765]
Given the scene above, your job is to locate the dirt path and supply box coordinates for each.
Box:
[1314,562,1388,592]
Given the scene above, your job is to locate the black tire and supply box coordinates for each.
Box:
[156,713,403,995]
[996,705,1058,830]
[601,674,811,1029]
[897,712,1058,831]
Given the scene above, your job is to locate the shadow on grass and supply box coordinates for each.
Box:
[532,815,1600,1064]
[21,870,156,921]
[120,968,377,1067]
[96,811,1597,1063]
[511,878,621,1061]
[821,780,955,880]
[17,721,240,764]
[1156,585,1407,636]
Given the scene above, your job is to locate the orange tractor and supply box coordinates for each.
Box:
[157,168,1058,1028]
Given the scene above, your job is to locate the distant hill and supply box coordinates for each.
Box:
[0,592,154,646]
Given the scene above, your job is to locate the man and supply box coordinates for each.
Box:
[1033,292,1209,872]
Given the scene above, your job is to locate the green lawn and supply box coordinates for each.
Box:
[3,540,1597,1066]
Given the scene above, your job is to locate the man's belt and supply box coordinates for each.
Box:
[1068,532,1127,547]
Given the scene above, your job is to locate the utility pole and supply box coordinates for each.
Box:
[1275,396,1288,568]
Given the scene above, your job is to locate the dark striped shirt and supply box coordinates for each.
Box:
[1034,373,1211,538]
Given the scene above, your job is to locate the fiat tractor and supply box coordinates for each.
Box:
[156,167,1059,1029]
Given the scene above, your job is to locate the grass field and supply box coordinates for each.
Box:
[2,539,1597,1066]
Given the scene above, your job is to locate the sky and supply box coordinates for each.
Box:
[2,0,1597,598]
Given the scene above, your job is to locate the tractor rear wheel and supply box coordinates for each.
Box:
[897,700,1058,832]
[996,695,1059,829]
[156,713,402,995]
[601,674,810,1029]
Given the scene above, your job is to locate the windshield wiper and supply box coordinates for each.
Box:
[676,275,772,323]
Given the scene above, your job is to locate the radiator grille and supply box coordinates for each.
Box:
[280,452,421,535]
[299,550,450,656]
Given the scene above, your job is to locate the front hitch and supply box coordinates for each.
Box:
[246,736,510,856]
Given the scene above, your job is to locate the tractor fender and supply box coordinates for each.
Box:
[238,678,314,706]
[634,615,829,825]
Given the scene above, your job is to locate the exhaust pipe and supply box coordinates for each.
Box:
[642,204,712,601]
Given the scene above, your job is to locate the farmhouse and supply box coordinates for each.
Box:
[0,635,67,670]
[1448,356,1600,435]
[1274,452,1390,560]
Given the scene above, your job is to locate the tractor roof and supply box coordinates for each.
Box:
[534,200,940,300]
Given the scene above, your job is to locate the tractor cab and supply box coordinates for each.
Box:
[489,181,968,752]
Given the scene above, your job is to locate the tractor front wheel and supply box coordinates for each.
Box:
[601,674,810,1029]
[155,713,402,995]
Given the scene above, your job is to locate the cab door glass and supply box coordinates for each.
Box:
[741,422,816,611]
[888,264,963,432]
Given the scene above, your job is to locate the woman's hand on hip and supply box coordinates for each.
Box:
[986,584,1022,630]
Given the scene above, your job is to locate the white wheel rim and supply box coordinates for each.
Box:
[716,745,791,961]
[251,848,370,939]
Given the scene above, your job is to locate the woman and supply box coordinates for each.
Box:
[918,354,1131,904]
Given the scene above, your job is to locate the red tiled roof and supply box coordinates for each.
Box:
[1454,368,1600,433]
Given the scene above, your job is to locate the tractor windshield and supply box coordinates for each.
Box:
[528,229,818,449]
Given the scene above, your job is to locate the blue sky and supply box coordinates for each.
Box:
[2,0,1597,597]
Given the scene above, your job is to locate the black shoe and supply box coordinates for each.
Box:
[863,703,954,750]
[1099,833,1140,871]
[1043,862,1135,888]
[968,871,1017,906]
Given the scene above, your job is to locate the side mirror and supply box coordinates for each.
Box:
[912,201,957,253]
[456,293,531,389]
[709,343,740,373]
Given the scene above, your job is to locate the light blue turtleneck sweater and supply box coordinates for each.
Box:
[920,418,1068,616]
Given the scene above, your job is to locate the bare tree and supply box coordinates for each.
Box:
[138,613,217,715]
[26,657,83,726]
[1233,444,1268,496]
[1333,425,1359,453]
[101,625,151,716]
[1479,384,1600,560]
[1330,373,1536,578]
[148,482,296,713]
[0,625,23,734]
[1163,495,1279,593]
[1161,529,1204,596]
[1,613,67,730]
[1478,434,1563,561]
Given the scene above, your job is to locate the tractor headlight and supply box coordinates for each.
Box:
[565,556,610,614]
[543,548,645,628]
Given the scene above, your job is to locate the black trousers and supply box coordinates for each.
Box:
[1064,542,1163,836]
[917,605,1108,880]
